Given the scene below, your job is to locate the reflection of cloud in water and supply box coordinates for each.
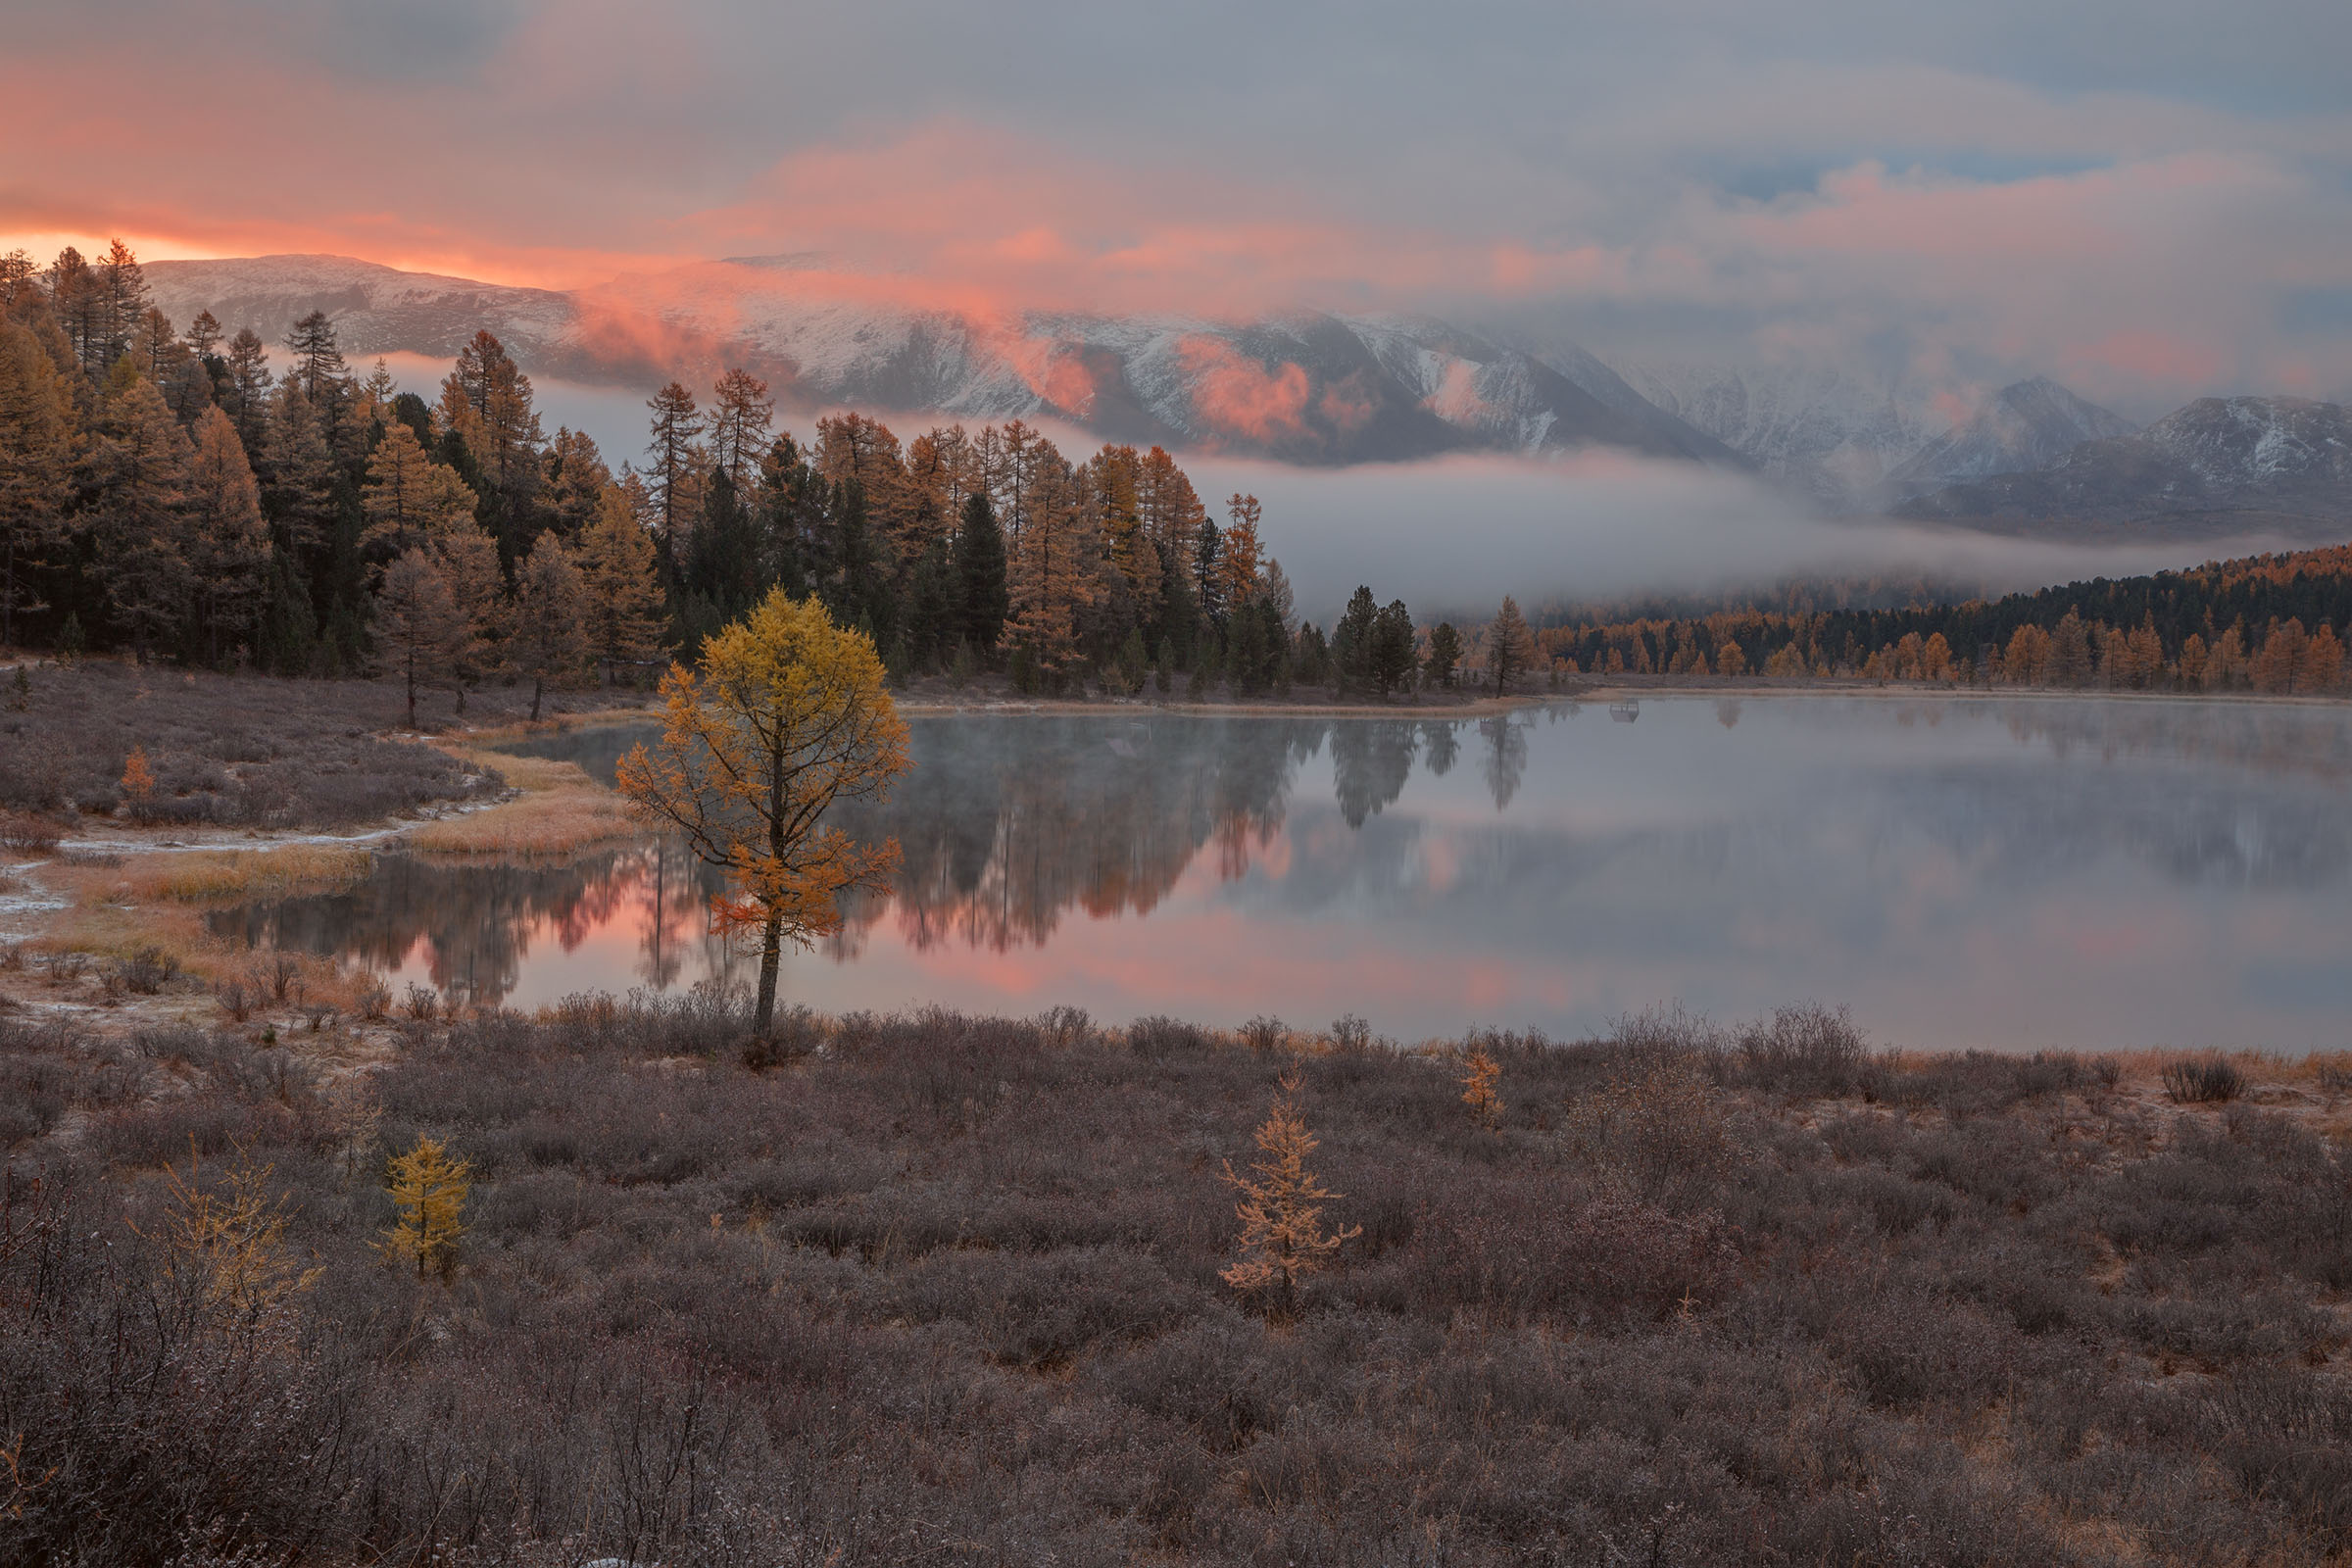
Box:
[220,700,2352,1050]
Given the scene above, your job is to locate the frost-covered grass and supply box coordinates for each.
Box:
[6,1000,2352,1564]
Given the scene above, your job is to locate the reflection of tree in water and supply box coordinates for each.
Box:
[827,715,1335,954]
[1479,716,1529,810]
[209,842,731,1007]
[1986,698,2352,784]
[224,713,1517,997]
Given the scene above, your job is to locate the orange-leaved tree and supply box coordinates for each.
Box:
[1460,1037,1503,1126]
[1222,1070,1360,1313]
[616,589,910,1032]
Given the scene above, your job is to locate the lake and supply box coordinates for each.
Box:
[210,697,2352,1052]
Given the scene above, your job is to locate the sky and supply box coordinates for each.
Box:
[5,0,2351,416]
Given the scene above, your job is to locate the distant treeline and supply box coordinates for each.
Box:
[1532,545,2352,693]
[0,239,1478,703]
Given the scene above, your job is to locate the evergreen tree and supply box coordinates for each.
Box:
[89,369,192,662]
[1333,586,1378,691]
[261,379,339,571]
[1371,599,1417,696]
[0,321,74,646]
[1424,621,1463,689]
[255,548,318,675]
[954,490,1008,657]
[94,240,151,376]
[221,328,272,456]
[182,407,271,664]
[906,533,960,670]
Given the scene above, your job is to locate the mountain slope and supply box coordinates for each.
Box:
[144,255,1737,467]
[1886,377,2136,496]
[1894,397,2352,540]
[1604,359,1939,512]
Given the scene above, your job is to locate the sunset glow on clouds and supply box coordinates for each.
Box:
[5,0,2350,408]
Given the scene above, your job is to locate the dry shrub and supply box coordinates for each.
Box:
[0,811,62,853]
[1237,1014,1287,1054]
[1734,1003,1875,1097]
[1568,1055,1738,1198]
[1396,1177,1740,1327]
[2163,1053,2245,1104]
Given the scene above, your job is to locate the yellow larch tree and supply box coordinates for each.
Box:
[1222,1070,1361,1313]
[616,590,910,1032]
[361,421,480,559]
[577,479,668,683]
[1460,1039,1503,1126]
[381,1134,470,1281]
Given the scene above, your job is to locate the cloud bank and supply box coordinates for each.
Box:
[5,0,2350,418]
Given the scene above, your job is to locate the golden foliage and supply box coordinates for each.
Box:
[120,744,155,804]
[1221,1070,1360,1308]
[139,1146,321,1317]
[381,1134,470,1281]
[615,591,908,1022]
[1460,1039,1503,1126]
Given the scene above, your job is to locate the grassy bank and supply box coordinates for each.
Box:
[4,998,2351,1565]
[409,748,638,857]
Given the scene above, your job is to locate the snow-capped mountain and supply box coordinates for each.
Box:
[1599,359,1941,513]
[1885,377,2136,497]
[144,254,1739,468]
[1894,397,2352,540]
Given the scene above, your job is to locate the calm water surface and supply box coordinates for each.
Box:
[211,698,2352,1051]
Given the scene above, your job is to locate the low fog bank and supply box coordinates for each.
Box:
[370,357,2288,628]
[1183,451,2303,627]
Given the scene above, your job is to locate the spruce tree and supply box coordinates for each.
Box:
[1334,586,1378,691]
[1372,600,1417,696]
[954,490,1008,657]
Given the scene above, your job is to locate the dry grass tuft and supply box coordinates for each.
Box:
[409,751,637,857]
[122,846,374,903]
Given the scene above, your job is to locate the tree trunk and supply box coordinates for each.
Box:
[529,673,544,721]
[405,653,417,728]
[754,910,783,1034]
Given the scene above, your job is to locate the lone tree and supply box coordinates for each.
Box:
[380,1135,470,1281]
[1487,595,1537,695]
[371,548,468,727]
[617,590,910,1033]
[1222,1070,1361,1315]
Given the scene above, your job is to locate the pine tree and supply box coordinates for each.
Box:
[513,532,588,719]
[1487,595,1536,695]
[1424,621,1463,690]
[0,321,74,647]
[1333,586,1378,690]
[380,1135,470,1281]
[1371,599,1417,696]
[1221,1070,1360,1313]
[954,490,1008,657]
[281,310,349,401]
[89,369,193,662]
[577,481,668,683]
[183,407,272,664]
[372,548,468,726]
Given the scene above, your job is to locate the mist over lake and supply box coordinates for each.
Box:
[213,696,2352,1053]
